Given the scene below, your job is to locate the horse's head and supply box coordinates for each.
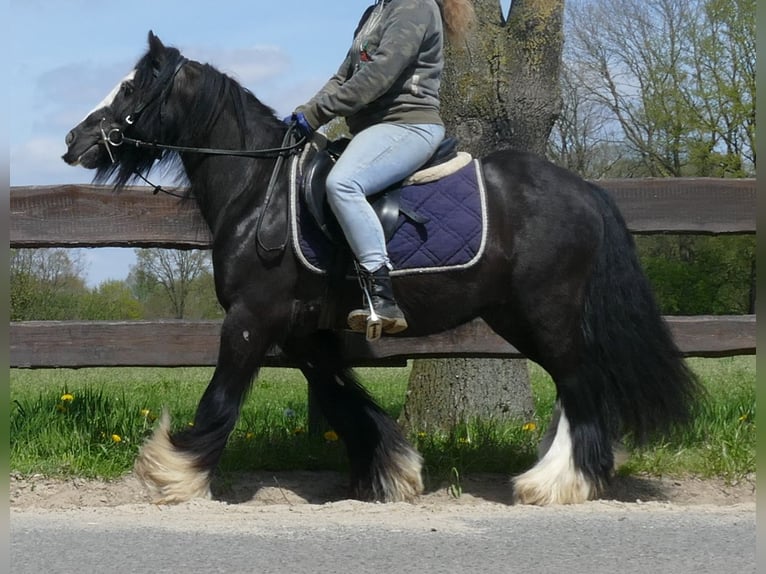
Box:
[61,70,134,170]
[62,31,187,186]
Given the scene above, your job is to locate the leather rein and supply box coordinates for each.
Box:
[100,56,303,253]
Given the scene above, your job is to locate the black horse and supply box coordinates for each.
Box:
[62,32,699,506]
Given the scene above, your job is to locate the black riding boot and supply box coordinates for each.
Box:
[347,266,408,335]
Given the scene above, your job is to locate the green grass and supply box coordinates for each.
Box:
[9,357,755,485]
[619,356,756,480]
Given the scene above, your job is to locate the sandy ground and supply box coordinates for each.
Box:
[10,470,756,513]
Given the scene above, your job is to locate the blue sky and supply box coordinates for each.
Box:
[10,1,512,287]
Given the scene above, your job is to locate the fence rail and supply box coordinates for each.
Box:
[10,178,756,368]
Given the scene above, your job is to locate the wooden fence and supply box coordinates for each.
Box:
[10,178,756,368]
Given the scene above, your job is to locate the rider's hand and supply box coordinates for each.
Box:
[283,112,314,137]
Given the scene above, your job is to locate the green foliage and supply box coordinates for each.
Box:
[78,280,143,320]
[10,249,89,320]
[636,235,755,314]
[11,247,223,321]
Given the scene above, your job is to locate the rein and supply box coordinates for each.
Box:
[99,55,306,254]
[102,57,305,160]
[105,125,305,201]
[105,129,307,159]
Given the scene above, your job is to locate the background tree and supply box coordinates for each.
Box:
[560,0,755,178]
[129,249,219,319]
[547,62,627,178]
[400,0,566,434]
[78,279,144,320]
[10,248,88,320]
[551,0,755,314]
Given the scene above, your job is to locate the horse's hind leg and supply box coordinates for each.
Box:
[284,332,423,502]
[485,316,612,505]
[134,303,265,503]
[512,391,611,505]
[512,330,617,504]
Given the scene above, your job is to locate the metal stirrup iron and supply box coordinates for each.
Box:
[354,262,383,341]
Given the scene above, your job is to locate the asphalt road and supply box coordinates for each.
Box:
[11,502,755,574]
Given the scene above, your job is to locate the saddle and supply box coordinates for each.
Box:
[301,135,471,244]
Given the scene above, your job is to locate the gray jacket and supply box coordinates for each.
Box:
[297,0,444,135]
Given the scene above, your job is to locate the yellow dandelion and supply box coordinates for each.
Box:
[417,431,427,439]
[111,434,122,443]
[140,408,157,422]
[522,422,537,432]
[61,393,74,402]
[245,432,255,441]
[323,430,339,442]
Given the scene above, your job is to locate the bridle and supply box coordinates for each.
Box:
[98,56,305,253]
[102,117,305,201]
[101,56,306,162]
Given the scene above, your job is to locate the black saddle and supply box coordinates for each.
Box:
[302,136,459,243]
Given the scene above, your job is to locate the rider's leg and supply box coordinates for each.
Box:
[325,122,444,333]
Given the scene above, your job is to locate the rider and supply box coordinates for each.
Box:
[286,0,475,335]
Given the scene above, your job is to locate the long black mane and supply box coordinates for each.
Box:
[95,37,287,194]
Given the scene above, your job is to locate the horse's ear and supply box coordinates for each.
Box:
[147,30,165,55]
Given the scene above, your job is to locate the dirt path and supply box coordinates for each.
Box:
[10,470,756,512]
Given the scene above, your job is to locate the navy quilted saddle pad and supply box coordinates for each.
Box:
[290,159,488,276]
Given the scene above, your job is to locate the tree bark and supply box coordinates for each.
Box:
[440,0,564,156]
[399,0,564,435]
[401,358,534,434]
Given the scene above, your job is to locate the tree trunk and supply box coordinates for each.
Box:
[440,0,564,156]
[399,0,564,435]
[400,358,534,434]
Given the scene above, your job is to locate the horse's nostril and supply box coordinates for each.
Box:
[65,131,75,146]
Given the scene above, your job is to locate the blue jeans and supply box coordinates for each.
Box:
[326,122,445,272]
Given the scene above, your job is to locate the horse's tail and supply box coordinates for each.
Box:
[582,183,702,443]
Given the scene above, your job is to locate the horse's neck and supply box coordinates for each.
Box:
[182,118,285,236]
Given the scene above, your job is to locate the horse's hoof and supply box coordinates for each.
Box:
[512,469,597,505]
[354,446,424,503]
[134,410,212,504]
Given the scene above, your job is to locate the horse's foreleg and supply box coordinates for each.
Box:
[286,333,423,502]
[314,371,424,502]
[134,305,264,503]
[311,369,425,502]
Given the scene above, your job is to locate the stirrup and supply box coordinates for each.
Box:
[352,262,383,341]
[349,262,407,340]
